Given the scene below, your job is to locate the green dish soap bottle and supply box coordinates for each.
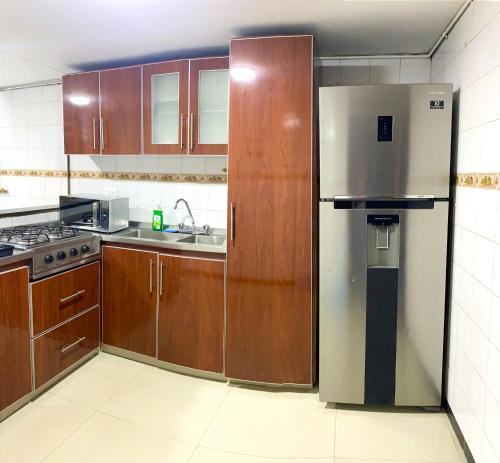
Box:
[152,205,164,231]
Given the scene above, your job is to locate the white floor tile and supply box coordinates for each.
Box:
[335,407,460,462]
[200,386,335,458]
[100,367,228,444]
[0,394,93,463]
[44,412,194,463]
[191,447,333,463]
[48,352,145,409]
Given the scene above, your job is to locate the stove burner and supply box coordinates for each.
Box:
[46,225,78,240]
[0,224,82,248]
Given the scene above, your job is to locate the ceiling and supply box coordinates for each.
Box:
[0,0,464,87]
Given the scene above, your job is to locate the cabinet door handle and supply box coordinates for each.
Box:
[100,118,105,152]
[180,114,185,151]
[92,118,97,151]
[189,113,194,151]
[59,289,86,306]
[59,336,86,353]
[230,202,235,244]
[159,261,164,296]
[149,259,153,294]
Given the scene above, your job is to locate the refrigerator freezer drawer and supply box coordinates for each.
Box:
[319,84,452,199]
[319,200,449,406]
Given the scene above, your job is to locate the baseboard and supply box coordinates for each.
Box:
[444,399,476,463]
[101,344,227,382]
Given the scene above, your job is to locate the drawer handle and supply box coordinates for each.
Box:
[149,259,153,294]
[59,290,86,305]
[59,336,86,353]
[159,261,164,296]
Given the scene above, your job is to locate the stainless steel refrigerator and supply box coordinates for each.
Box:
[319,84,452,406]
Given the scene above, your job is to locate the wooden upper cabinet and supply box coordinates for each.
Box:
[63,72,100,155]
[143,60,189,155]
[100,67,142,155]
[225,36,314,386]
[0,266,32,411]
[189,57,229,155]
[102,246,157,357]
[158,255,225,373]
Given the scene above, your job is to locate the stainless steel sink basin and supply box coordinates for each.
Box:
[177,235,226,246]
[122,229,182,242]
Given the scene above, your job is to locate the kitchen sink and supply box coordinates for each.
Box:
[177,235,226,246]
[122,229,182,242]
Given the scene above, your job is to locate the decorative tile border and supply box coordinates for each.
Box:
[2,169,498,189]
[70,170,227,184]
[0,169,227,184]
[454,173,499,189]
[0,169,68,178]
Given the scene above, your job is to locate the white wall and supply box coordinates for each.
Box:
[431,3,500,463]
[318,57,430,86]
[0,84,67,202]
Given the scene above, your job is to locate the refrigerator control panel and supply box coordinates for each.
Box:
[377,115,393,142]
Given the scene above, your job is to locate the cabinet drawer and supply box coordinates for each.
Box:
[32,262,100,335]
[34,307,100,388]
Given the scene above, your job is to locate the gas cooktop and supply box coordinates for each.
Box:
[0,224,91,250]
[0,223,100,280]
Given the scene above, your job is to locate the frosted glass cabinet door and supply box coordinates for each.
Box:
[152,73,179,144]
[199,70,229,144]
[189,57,229,155]
[143,60,189,155]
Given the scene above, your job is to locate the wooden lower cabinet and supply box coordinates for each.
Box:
[158,255,225,373]
[102,246,157,357]
[0,265,31,411]
[34,307,100,388]
[31,261,100,336]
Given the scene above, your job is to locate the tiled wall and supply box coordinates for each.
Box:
[318,57,430,86]
[69,156,228,229]
[0,84,67,202]
[0,83,228,229]
[431,3,500,463]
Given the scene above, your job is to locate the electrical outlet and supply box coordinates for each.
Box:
[105,187,117,198]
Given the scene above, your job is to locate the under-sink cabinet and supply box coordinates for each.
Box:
[158,254,225,373]
[0,264,31,415]
[102,246,158,357]
[102,245,225,374]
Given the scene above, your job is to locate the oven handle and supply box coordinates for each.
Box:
[59,289,86,306]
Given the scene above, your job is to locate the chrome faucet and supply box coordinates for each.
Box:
[174,198,195,232]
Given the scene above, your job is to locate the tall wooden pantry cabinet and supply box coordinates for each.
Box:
[225,35,315,386]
